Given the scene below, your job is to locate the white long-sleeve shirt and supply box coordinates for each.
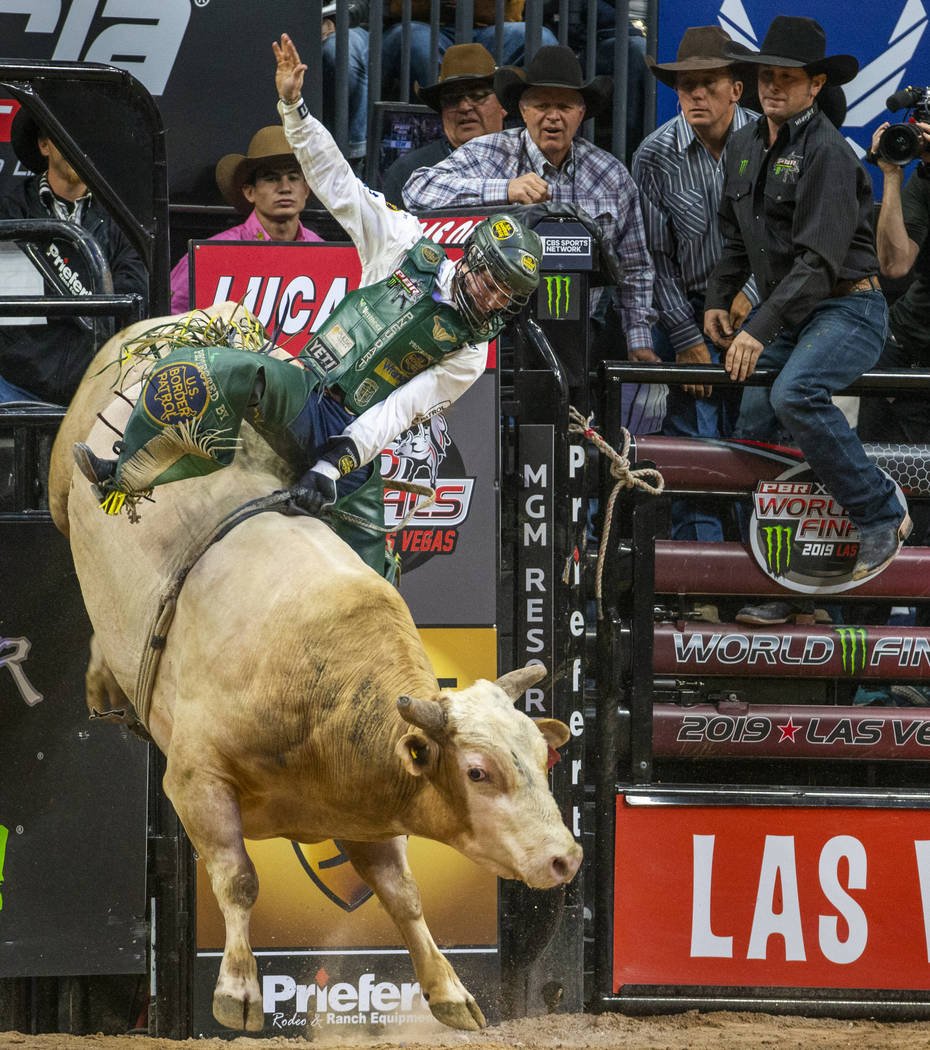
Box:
[278,98,487,477]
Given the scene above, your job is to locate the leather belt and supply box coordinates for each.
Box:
[832,274,880,297]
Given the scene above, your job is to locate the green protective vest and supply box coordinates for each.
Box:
[298,237,500,414]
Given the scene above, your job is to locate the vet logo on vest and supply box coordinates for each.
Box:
[749,464,907,592]
[142,361,210,427]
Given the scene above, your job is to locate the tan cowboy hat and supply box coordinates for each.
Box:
[725,16,858,87]
[646,26,752,89]
[495,46,612,120]
[416,43,501,112]
[215,126,301,214]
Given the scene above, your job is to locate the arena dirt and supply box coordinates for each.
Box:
[4,1011,930,1050]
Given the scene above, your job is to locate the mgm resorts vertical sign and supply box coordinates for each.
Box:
[516,424,586,840]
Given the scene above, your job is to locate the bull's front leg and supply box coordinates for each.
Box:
[162,755,263,1031]
[340,837,486,1031]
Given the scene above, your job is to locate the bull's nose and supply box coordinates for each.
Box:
[550,844,582,883]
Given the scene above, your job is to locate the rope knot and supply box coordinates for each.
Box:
[565,405,665,619]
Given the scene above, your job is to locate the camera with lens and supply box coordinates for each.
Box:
[877,86,930,165]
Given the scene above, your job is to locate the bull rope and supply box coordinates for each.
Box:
[132,480,436,729]
[565,407,665,620]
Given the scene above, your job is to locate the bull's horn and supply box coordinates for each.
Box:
[495,664,547,702]
[397,695,447,736]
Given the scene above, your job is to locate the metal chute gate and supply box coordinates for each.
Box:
[579,361,930,1017]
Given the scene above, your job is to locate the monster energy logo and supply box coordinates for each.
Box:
[544,275,572,319]
[761,525,792,576]
[834,627,868,675]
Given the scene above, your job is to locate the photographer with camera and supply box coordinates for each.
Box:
[869,98,930,362]
[859,93,930,508]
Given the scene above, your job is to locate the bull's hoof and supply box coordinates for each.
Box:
[429,998,487,1030]
[213,991,264,1031]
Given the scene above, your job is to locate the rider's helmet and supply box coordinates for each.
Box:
[453,214,542,338]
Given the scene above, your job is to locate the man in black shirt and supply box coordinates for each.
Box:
[0,109,147,405]
[704,16,910,602]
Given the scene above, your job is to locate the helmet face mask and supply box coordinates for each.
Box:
[452,214,542,337]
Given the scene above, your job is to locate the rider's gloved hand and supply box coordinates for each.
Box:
[292,469,338,515]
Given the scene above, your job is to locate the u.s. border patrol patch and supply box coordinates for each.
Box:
[142,361,209,426]
[492,217,515,240]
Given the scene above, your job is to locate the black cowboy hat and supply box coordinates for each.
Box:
[495,45,612,120]
[725,15,858,87]
[416,43,500,112]
[10,107,47,173]
[646,25,753,89]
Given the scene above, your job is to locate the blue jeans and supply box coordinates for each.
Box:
[382,22,558,97]
[322,26,369,159]
[733,290,901,534]
[654,306,740,541]
[0,374,44,404]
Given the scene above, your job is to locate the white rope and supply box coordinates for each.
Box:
[566,407,665,620]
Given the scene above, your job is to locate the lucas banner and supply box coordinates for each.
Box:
[614,797,930,992]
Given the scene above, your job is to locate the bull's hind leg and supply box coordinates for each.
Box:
[340,837,486,1031]
[162,758,263,1031]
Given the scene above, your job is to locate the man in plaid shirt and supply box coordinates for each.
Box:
[403,44,659,412]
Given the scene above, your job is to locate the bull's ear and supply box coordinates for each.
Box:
[534,717,570,749]
[395,731,438,777]
[495,664,547,701]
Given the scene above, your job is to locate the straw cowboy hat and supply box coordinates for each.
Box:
[495,45,612,120]
[645,25,752,89]
[724,15,858,86]
[215,126,302,214]
[10,107,49,173]
[416,43,500,112]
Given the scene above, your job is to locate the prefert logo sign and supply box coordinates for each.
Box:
[540,274,577,321]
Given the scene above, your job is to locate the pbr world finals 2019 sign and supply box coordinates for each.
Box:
[748,463,908,593]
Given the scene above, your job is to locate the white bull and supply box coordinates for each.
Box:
[48,304,581,1032]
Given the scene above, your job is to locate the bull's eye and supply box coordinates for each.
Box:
[467,767,488,782]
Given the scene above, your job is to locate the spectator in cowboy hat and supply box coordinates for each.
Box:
[169,125,322,313]
[403,44,660,427]
[632,26,759,553]
[382,43,510,207]
[0,107,147,404]
[704,15,910,603]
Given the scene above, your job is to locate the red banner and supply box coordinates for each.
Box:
[190,235,494,368]
[614,798,930,991]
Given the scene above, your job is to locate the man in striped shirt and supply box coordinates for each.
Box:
[403,44,658,415]
[632,26,757,545]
